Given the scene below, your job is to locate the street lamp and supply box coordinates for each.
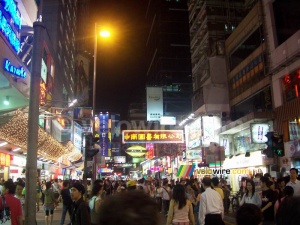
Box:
[91,23,111,181]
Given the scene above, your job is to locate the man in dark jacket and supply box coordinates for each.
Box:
[70,182,91,225]
[60,180,72,225]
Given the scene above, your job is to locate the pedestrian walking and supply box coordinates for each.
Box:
[166,184,195,225]
[260,176,276,225]
[198,177,224,225]
[70,182,91,225]
[286,168,300,196]
[239,179,261,207]
[162,179,172,217]
[274,186,294,216]
[0,180,23,225]
[60,180,72,225]
[44,181,57,225]
[89,184,105,225]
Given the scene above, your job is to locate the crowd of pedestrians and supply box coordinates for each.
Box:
[0,167,300,225]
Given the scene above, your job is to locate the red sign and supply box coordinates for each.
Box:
[146,143,154,159]
[122,130,184,143]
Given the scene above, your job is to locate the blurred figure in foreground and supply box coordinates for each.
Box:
[236,203,263,225]
[276,196,300,225]
[98,190,162,225]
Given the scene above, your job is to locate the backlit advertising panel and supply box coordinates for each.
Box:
[251,123,270,144]
[185,118,201,149]
[122,130,184,143]
[147,87,163,121]
[202,116,221,146]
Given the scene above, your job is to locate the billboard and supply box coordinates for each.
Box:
[202,116,221,146]
[146,87,163,121]
[75,54,90,104]
[185,118,202,149]
[122,130,184,143]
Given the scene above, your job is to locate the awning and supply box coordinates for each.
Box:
[0,110,82,162]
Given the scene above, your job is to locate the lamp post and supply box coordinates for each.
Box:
[91,23,111,181]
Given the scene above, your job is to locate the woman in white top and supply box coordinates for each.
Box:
[240,179,261,207]
[166,184,195,225]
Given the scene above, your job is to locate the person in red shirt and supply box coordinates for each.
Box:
[0,180,22,225]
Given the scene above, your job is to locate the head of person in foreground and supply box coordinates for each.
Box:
[97,190,161,225]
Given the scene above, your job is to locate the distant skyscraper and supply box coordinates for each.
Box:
[145,0,192,118]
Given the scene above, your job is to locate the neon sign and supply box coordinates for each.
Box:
[3,59,26,78]
[0,0,21,52]
[3,0,21,29]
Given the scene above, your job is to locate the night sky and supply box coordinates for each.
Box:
[90,0,149,119]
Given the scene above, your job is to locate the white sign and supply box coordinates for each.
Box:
[147,87,163,121]
[186,149,202,160]
[114,156,126,164]
[160,116,176,125]
[251,123,270,144]
[223,151,263,169]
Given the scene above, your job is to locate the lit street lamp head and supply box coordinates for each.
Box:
[100,30,110,38]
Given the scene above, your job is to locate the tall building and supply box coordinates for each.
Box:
[42,0,78,107]
[264,0,300,170]
[145,0,192,118]
[188,0,247,117]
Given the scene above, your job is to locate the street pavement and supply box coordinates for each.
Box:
[35,203,236,225]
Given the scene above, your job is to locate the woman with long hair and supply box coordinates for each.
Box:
[239,179,261,207]
[89,184,105,225]
[166,184,195,225]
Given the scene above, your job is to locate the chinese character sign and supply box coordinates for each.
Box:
[122,130,184,143]
[99,113,109,156]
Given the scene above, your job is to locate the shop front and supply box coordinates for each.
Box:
[0,152,11,180]
[9,155,26,181]
[222,151,268,192]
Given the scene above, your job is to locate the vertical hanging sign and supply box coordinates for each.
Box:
[99,113,109,156]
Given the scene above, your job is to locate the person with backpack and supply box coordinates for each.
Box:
[70,182,90,225]
[89,184,105,225]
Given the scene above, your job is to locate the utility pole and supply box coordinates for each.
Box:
[24,17,45,225]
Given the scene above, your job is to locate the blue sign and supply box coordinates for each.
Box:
[2,0,21,29]
[0,0,21,52]
[3,59,26,78]
[99,113,109,157]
